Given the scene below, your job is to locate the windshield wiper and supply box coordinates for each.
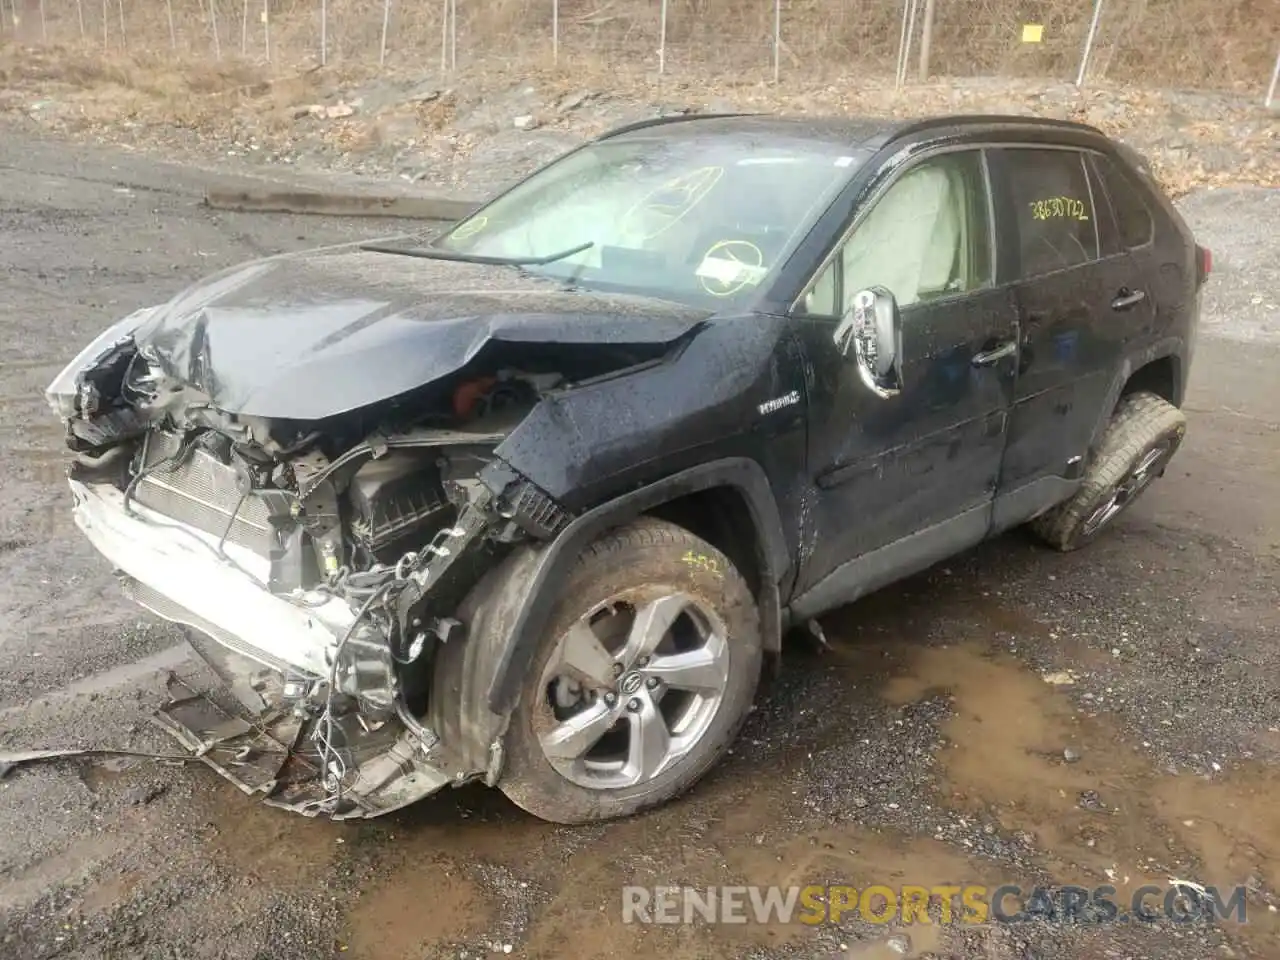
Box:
[359,239,594,267]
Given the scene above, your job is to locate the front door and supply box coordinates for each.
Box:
[987,146,1158,530]
[789,148,1020,602]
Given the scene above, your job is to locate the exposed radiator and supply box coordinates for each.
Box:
[133,430,277,557]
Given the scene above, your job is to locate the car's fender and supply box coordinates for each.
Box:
[490,457,787,712]
[1087,336,1187,453]
[427,458,789,779]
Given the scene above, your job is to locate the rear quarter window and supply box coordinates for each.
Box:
[1094,154,1155,249]
[1003,148,1100,279]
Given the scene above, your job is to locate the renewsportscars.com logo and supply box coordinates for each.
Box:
[621,883,1251,926]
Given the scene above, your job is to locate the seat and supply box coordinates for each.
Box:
[841,164,963,309]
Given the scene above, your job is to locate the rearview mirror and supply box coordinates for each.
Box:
[833,287,902,398]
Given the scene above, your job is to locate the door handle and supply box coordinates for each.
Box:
[1112,288,1147,311]
[972,340,1018,368]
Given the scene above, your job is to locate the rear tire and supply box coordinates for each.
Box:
[498,518,762,824]
[1031,390,1186,552]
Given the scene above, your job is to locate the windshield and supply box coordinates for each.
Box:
[435,133,861,307]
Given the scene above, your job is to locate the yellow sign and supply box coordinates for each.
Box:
[1022,23,1044,43]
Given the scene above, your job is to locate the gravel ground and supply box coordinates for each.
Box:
[0,127,1278,960]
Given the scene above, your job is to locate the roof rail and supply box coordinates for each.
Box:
[886,113,1105,143]
[594,112,761,141]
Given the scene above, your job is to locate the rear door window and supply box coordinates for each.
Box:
[1002,148,1100,279]
[1093,155,1155,249]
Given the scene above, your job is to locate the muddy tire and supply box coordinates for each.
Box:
[1031,391,1186,552]
[497,517,762,824]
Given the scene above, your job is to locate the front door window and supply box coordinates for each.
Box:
[802,150,993,316]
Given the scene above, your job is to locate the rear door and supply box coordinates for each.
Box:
[988,145,1157,530]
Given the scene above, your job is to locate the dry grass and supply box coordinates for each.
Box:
[1,0,1275,90]
[0,0,1275,197]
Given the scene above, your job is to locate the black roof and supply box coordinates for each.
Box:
[599,111,1106,151]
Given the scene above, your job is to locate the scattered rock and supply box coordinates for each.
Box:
[305,101,356,120]
[406,83,442,105]
[885,934,912,955]
[513,114,538,130]
[123,783,166,806]
[556,91,595,113]
[1063,747,1081,763]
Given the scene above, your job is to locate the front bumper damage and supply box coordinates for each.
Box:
[151,673,451,819]
[69,478,473,818]
[70,479,351,679]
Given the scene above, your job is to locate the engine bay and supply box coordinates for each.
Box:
[51,343,669,813]
[40,264,697,816]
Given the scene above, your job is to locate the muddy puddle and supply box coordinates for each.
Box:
[329,590,1279,959]
[14,584,1273,960]
[879,630,1280,955]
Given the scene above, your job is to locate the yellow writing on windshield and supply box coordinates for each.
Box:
[450,215,488,240]
[622,166,725,241]
[696,239,765,297]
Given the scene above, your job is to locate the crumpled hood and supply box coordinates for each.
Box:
[132,240,712,420]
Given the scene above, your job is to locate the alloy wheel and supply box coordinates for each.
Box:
[535,590,730,790]
[1081,440,1176,537]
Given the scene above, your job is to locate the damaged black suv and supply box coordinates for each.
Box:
[46,113,1208,824]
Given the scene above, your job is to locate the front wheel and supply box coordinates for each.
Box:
[1031,390,1186,552]
[498,518,762,824]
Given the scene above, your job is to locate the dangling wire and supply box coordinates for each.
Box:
[312,580,396,813]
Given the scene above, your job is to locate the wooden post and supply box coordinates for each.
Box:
[917,0,936,82]
[380,0,390,65]
[1267,46,1280,108]
[1076,0,1105,87]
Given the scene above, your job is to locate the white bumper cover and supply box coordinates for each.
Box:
[69,479,353,678]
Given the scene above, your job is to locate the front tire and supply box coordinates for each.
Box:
[1031,390,1186,552]
[498,517,762,824]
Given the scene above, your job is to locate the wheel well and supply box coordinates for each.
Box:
[1121,356,1179,408]
[646,487,763,595]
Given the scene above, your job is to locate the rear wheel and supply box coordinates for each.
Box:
[1031,390,1186,552]
[498,518,762,824]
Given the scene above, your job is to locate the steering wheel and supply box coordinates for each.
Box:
[696,239,765,297]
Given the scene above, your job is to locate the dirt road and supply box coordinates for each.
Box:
[1,130,1277,960]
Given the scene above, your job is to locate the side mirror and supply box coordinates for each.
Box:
[833,287,903,398]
